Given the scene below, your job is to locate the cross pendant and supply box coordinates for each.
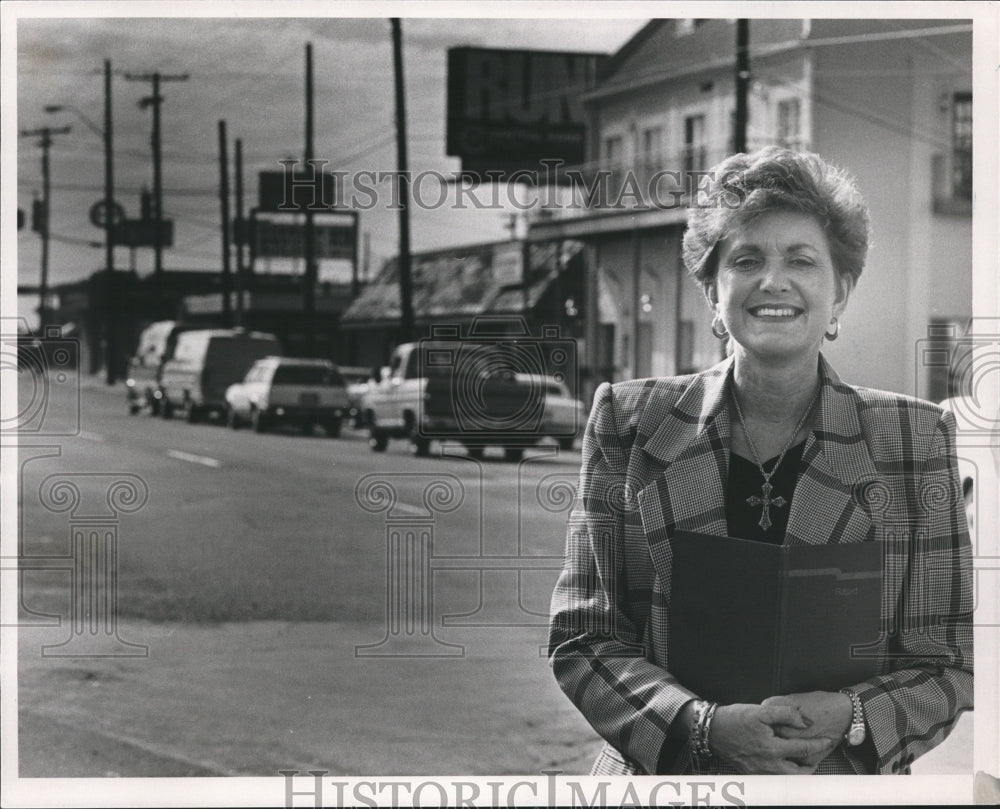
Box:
[746,480,787,531]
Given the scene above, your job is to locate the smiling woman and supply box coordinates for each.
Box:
[548,147,973,776]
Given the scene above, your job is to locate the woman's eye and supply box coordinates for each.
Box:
[731,256,760,270]
[788,255,815,267]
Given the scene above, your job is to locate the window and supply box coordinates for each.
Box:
[683,114,706,174]
[642,126,663,173]
[604,135,623,170]
[952,92,972,201]
[777,98,802,149]
[604,135,624,199]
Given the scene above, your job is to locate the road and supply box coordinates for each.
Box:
[11,371,971,779]
[14,372,601,777]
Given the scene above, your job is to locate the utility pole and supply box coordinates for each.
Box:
[19,125,71,329]
[234,137,247,327]
[44,64,118,382]
[734,19,750,154]
[104,59,117,384]
[218,120,233,327]
[124,70,189,274]
[391,18,414,344]
[303,42,317,356]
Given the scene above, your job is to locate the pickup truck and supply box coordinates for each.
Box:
[361,340,584,460]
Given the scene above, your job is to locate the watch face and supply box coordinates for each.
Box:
[848,725,866,746]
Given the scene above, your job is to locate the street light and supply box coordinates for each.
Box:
[43,104,103,139]
[45,60,118,385]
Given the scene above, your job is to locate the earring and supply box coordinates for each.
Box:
[711,316,728,339]
[825,318,840,341]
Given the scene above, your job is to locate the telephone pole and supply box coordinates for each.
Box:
[734,20,750,154]
[124,70,189,274]
[303,43,317,356]
[391,18,414,343]
[234,137,247,327]
[19,124,71,329]
[104,59,118,383]
[218,120,233,327]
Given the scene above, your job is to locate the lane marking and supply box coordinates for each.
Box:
[77,431,105,442]
[166,449,222,468]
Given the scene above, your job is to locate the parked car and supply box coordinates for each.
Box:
[224,356,350,435]
[159,328,281,423]
[125,320,191,415]
[338,365,378,429]
[361,341,584,459]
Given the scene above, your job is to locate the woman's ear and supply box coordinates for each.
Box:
[833,273,854,319]
[702,280,718,309]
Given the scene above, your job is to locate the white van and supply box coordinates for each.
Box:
[159,328,281,423]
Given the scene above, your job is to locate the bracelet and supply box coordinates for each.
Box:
[687,699,719,770]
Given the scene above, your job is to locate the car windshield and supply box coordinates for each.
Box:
[272,365,344,386]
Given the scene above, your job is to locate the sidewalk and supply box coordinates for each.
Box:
[16,617,972,779]
[17,618,601,778]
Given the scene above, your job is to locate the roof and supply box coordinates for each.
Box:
[588,18,807,100]
[341,240,582,328]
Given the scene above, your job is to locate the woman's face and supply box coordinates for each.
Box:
[708,210,851,364]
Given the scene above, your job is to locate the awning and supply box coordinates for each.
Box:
[341,240,582,330]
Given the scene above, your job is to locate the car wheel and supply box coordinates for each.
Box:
[226,406,240,430]
[410,433,430,457]
[185,401,201,424]
[161,398,174,419]
[128,400,140,416]
[149,396,161,417]
[504,446,524,462]
[326,417,342,438]
[251,407,268,433]
[300,422,314,436]
[369,425,388,452]
[557,436,575,451]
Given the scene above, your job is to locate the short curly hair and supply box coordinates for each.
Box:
[681,147,871,291]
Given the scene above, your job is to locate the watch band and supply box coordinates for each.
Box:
[840,688,866,746]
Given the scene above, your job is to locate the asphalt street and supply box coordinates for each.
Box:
[11,370,972,780]
[14,371,600,777]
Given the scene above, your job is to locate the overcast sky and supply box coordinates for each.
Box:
[13,8,645,325]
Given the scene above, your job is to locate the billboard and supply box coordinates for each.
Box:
[252,219,355,260]
[258,169,339,212]
[446,47,609,183]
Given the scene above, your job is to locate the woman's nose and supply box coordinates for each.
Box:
[758,260,791,291]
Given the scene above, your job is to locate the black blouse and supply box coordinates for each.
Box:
[725,441,806,543]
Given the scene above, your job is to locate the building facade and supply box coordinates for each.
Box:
[530,17,973,402]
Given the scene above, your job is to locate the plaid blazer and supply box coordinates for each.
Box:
[548,354,973,776]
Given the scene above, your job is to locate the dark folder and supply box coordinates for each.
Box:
[667,531,883,705]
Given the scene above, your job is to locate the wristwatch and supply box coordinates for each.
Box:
[839,688,866,746]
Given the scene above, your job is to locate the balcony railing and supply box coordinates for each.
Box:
[570,139,804,213]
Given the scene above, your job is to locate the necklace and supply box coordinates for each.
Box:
[730,383,820,531]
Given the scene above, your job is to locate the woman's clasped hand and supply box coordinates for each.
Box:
[708,692,855,773]
[708,702,828,774]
